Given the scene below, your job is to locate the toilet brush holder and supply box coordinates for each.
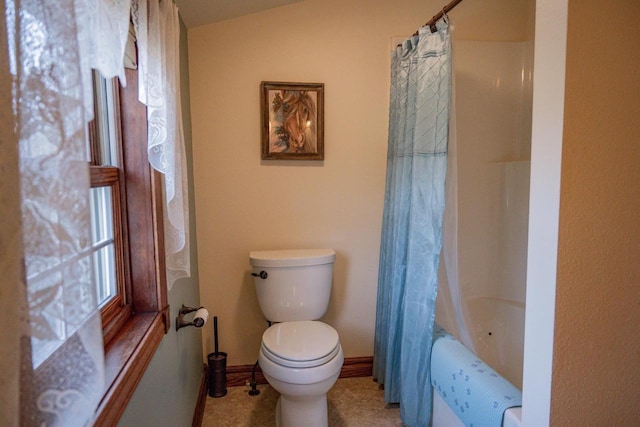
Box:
[207,351,228,398]
[207,316,227,397]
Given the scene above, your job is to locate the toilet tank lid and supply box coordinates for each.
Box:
[249,249,336,267]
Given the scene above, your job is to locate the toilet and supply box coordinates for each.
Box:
[249,249,343,427]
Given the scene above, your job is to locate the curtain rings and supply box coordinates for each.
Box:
[428,6,450,32]
[429,8,449,32]
[429,16,438,32]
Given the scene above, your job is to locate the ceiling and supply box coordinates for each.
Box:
[176,0,305,28]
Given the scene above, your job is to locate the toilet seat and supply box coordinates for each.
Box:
[261,321,340,369]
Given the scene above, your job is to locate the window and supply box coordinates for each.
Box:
[87,71,132,345]
[89,67,170,425]
[21,53,169,427]
[7,4,175,424]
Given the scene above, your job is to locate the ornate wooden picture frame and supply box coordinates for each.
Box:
[260,81,324,160]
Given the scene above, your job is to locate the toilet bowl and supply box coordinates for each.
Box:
[250,249,343,427]
[258,320,344,427]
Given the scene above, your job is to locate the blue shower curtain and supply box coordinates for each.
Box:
[373,20,451,427]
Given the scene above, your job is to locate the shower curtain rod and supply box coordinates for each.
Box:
[416,0,465,34]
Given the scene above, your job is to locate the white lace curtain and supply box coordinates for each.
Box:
[1,0,187,424]
[133,0,190,288]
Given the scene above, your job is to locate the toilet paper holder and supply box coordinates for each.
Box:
[176,304,209,331]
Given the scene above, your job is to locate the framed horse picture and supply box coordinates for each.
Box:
[260,81,324,160]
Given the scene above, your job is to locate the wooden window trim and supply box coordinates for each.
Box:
[91,68,170,426]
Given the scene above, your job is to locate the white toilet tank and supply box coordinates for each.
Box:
[249,249,336,322]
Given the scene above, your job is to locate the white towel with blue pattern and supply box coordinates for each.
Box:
[430,329,522,427]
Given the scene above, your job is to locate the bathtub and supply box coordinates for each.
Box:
[433,392,522,427]
[430,326,522,427]
[467,297,525,390]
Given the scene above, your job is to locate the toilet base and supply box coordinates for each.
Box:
[259,342,343,427]
[275,393,328,427]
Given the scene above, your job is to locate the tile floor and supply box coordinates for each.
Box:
[202,376,403,426]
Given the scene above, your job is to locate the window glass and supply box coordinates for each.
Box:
[89,186,116,306]
[92,72,120,167]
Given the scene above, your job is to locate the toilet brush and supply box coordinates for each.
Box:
[214,316,219,355]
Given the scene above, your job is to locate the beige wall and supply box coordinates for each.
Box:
[188,0,533,365]
[552,0,640,424]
